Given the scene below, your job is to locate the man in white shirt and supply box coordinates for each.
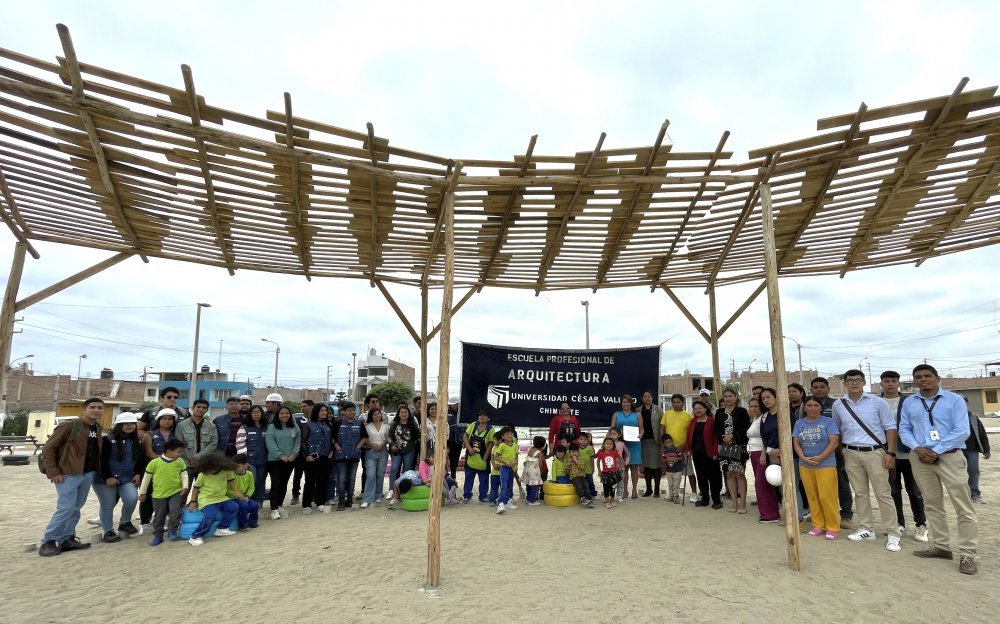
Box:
[831,369,901,553]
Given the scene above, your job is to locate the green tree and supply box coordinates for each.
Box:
[371,381,414,412]
[2,408,29,436]
[335,391,347,403]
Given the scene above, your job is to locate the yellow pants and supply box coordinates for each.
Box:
[799,466,840,533]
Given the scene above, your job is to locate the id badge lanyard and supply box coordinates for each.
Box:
[920,397,941,441]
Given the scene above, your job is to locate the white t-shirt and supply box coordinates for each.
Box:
[365,422,390,448]
[883,395,906,459]
[747,417,764,452]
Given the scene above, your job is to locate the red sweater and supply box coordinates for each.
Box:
[686,416,718,460]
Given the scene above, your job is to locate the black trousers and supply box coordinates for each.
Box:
[302,456,331,508]
[693,452,722,504]
[267,460,294,510]
[890,457,926,528]
[447,441,462,479]
[291,455,306,498]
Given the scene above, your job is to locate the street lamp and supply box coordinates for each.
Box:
[580,301,590,349]
[261,338,280,387]
[190,303,211,405]
[351,352,357,400]
[8,354,33,370]
[77,353,87,379]
[783,335,805,387]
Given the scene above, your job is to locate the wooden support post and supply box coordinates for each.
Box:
[717,281,766,338]
[419,284,429,464]
[760,182,801,572]
[708,285,722,397]
[0,242,27,418]
[373,280,420,346]
[426,185,456,587]
[660,286,710,343]
[427,285,478,342]
[15,251,134,312]
[0,167,40,259]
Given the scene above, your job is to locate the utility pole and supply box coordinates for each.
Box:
[325,365,332,402]
[580,300,590,349]
[351,352,357,400]
[783,336,805,387]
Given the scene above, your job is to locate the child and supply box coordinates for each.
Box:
[522,436,545,505]
[661,434,685,504]
[504,422,527,500]
[596,438,623,508]
[418,453,459,504]
[186,452,243,547]
[607,427,630,502]
[231,453,259,530]
[138,438,189,546]
[488,431,504,505]
[577,432,597,498]
[550,446,570,484]
[493,427,518,514]
[565,445,594,508]
[386,469,423,509]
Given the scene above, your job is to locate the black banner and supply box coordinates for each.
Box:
[459,342,660,428]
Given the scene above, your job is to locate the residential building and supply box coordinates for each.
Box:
[158,366,254,416]
[354,348,415,400]
[4,366,158,412]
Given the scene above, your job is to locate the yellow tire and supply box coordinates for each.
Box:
[543,481,576,496]
[543,493,580,507]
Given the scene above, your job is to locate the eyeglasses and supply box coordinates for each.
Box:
[164,395,178,399]
[844,379,865,384]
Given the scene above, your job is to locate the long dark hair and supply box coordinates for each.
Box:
[244,405,267,428]
[110,423,140,462]
[271,406,295,430]
[312,403,332,423]
[198,451,235,475]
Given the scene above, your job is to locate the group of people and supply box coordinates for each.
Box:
[36,363,987,575]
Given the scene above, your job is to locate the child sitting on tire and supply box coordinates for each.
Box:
[386,469,423,509]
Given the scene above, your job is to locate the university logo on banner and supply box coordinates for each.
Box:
[459,342,660,427]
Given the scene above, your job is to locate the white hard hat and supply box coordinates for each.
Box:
[156,408,177,419]
[699,389,711,396]
[114,412,138,425]
[266,393,283,402]
[765,464,783,487]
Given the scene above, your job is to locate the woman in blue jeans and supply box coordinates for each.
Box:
[388,406,419,484]
[94,412,145,543]
[362,408,391,507]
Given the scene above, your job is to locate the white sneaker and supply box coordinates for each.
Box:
[86,516,101,526]
[914,526,929,542]
[847,528,875,542]
[188,537,204,546]
[270,510,281,521]
[496,503,506,514]
[302,507,312,515]
[136,524,146,536]
[886,535,901,552]
[897,525,906,536]
[278,507,289,519]
[505,502,517,510]
[321,505,332,513]
[689,492,699,503]
[360,502,369,509]
[214,528,236,537]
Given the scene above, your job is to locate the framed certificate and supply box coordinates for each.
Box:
[622,425,640,442]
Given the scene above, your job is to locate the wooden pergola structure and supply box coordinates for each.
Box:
[2,25,999,577]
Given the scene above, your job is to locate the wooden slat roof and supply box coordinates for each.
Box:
[1,28,999,291]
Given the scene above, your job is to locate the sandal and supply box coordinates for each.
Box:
[605,502,612,509]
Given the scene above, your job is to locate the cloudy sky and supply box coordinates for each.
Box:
[2,1,999,395]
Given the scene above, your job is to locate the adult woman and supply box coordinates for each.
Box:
[95,412,145,542]
[686,400,722,509]
[748,397,779,522]
[715,389,750,513]
[138,408,177,528]
[388,405,420,483]
[424,402,439,461]
[301,403,334,513]
[264,406,300,520]
[235,405,268,506]
[788,383,806,422]
[759,388,806,527]
[793,397,841,539]
[637,391,664,497]
[362,407,391,508]
[610,394,641,499]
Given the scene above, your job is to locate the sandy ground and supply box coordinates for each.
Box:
[1,439,997,624]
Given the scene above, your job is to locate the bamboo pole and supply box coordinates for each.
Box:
[14,251,134,312]
[0,242,27,419]
[760,182,801,571]
[426,185,456,587]
[419,284,429,464]
[708,285,722,397]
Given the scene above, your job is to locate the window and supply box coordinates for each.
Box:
[213,389,230,401]
[179,390,189,400]
[369,367,388,376]
[146,388,157,398]
[986,390,998,404]
[34,420,41,428]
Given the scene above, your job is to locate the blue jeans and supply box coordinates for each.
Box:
[464,467,490,502]
[526,484,540,503]
[43,472,94,543]
[963,450,981,498]
[335,459,360,506]
[363,448,389,504]
[192,500,239,539]
[389,451,414,484]
[93,480,138,533]
[250,465,267,505]
[326,460,337,503]
[488,474,501,504]
[236,498,259,528]
[586,474,597,497]
[498,466,515,505]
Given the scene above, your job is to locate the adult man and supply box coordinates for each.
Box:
[289,397,311,506]
[548,401,581,452]
[960,395,991,504]
[660,394,697,503]
[811,376,854,526]
[880,370,928,542]
[38,397,104,557]
[214,397,244,456]
[138,387,185,431]
[899,364,979,575]
[332,401,367,510]
[265,393,284,423]
[831,370,900,553]
[698,388,716,413]
[175,398,218,485]
[238,395,253,419]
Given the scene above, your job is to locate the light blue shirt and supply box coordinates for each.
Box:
[830,392,894,446]
[899,388,968,454]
